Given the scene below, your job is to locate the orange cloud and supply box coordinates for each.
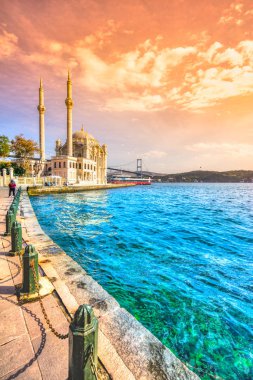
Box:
[0,27,18,60]
[1,0,253,172]
[1,20,253,113]
[218,1,253,26]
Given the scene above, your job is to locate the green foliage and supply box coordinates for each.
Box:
[12,162,26,176]
[0,161,11,174]
[0,161,26,176]
[0,135,10,157]
[11,134,40,158]
[11,134,40,174]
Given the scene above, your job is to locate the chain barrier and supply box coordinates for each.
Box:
[31,263,69,340]
[4,235,68,340]
[89,346,98,380]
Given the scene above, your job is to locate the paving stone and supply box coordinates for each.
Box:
[0,334,35,378]
[31,325,68,380]
[0,361,42,380]
[0,295,17,313]
[23,294,69,340]
[0,302,27,345]
[3,256,22,288]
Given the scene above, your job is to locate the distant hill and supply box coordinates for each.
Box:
[153,170,253,183]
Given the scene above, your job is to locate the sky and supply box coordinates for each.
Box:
[0,0,253,173]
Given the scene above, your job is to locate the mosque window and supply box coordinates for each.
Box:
[69,162,71,168]
[59,162,61,168]
[79,163,81,169]
[54,162,56,168]
[63,162,66,168]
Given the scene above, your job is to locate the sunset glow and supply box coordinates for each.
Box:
[1,0,253,172]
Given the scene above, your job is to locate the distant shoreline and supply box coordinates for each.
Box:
[152,169,253,183]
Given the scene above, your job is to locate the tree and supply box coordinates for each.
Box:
[11,134,40,158]
[11,134,40,174]
[0,161,11,174]
[12,162,26,176]
[0,135,10,157]
[0,161,26,176]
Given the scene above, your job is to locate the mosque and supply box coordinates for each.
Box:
[38,72,107,185]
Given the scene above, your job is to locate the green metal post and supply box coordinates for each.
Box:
[10,221,23,255]
[15,188,21,200]
[69,304,98,380]
[20,245,39,295]
[11,201,18,215]
[5,210,14,235]
[9,204,16,218]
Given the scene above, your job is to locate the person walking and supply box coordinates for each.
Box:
[8,179,16,197]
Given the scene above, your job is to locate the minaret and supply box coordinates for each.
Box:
[37,78,46,161]
[65,69,74,156]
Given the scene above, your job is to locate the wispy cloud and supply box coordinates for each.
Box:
[142,150,168,159]
[186,142,253,156]
[0,27,18,60]
[218,1,253,26]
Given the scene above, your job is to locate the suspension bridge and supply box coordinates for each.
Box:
[108,159,163,178]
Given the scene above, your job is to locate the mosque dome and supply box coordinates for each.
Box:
[72,126,94,140]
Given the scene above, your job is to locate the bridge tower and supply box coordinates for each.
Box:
[137,159,142,177]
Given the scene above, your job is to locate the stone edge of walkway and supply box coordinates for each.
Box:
[27,183,136,196]
[21,191,200,380]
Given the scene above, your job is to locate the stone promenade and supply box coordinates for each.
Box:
[0,188,70,379]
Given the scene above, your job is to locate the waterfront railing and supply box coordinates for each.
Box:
[5,187,99,379]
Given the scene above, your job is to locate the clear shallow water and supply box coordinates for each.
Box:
[31,184,253,380]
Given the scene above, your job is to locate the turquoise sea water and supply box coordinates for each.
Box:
[30,184,253,380]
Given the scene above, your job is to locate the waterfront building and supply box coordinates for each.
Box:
[38,72,107,185]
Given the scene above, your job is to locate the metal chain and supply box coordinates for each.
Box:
[31,263,69,340]
[89,346,98,380]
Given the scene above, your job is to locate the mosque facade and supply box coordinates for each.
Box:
[38,72,107,185]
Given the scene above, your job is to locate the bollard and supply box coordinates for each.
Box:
[69,304,98,380]
[5,210,14,235]
[11,201,18,214]
[9,204,17,217]
[20,244,39,296]
[15,187,21,199]
[12,196,18,203]
[10,221,23,255]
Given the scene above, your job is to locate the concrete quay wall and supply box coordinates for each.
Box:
[27,183,136,196]
[21,191,200,380]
